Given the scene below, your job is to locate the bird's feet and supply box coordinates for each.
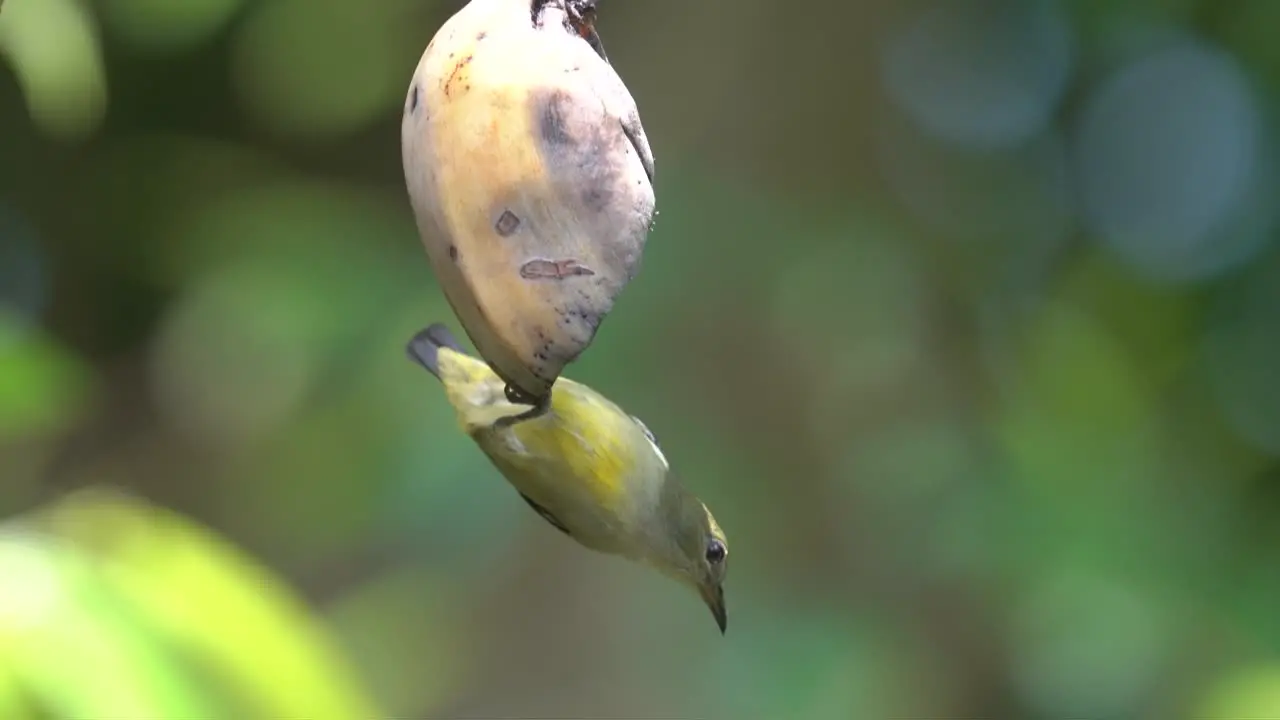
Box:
[495,383,551,429]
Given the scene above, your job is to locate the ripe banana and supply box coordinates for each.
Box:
[402,0,656,404]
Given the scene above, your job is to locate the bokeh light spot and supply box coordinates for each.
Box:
[0,531,64,634]
[150,261,320,453]
[1010,570,1167,717]
[1198,663,1280,719]
[0,0,108,141]
[1074,38,1274,283]
[881,0,1073,150]
[0,309,95,440]
[230,0,409,140]
[995,295,1158,497]
[99,0,244,53]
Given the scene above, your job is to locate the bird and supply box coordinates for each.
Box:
[406,322,729,633]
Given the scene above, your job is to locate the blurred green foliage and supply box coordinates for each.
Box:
[0,490,375,718]
[4,0,1280,717]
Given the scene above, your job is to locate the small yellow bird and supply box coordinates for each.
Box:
[407,323,729,633]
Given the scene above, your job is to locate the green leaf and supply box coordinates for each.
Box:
[37,489,379,719]
[0,529,213,718]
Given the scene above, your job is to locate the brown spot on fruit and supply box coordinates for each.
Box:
[448,244,458,261]
[520,258,596,280]
[443,54,474,98]
[408,84,419,113]
[495,210,521,236]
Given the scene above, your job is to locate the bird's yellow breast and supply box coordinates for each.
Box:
[493,386,634,509]
[433,345,653,547]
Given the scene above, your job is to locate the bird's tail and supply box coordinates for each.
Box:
[405,323,467,380]
[406,322,519,429]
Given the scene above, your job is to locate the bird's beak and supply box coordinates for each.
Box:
[700,582,727,634]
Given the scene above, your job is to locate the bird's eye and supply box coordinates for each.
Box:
[705,538,726,564]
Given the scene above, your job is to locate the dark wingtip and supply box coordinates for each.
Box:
[405,323,463,378]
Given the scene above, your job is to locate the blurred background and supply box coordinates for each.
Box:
[4,0,1280,716]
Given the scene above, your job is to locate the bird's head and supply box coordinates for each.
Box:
[617,414,730,633]
[675,497,729,634]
